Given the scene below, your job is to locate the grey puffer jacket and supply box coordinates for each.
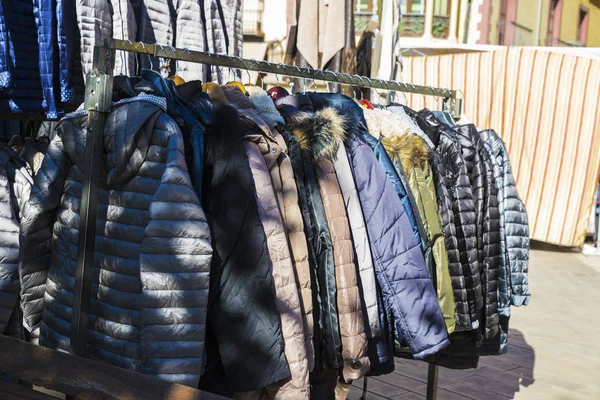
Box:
[479,130,530,307]
[76,0,113,75]
[0,147,33,338]
[19,96,212,387]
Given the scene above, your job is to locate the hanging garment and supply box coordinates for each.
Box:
[454,124,500,340]
[174,0,208,81]
[112,0,138,76]
[362,107,433,279]
[0,1,46,114]
[382,134,456,335]
[76,0,113,75]
[246,86,316,373]
[333,142,381,341]
[418,110,483,332]
[32,0,58,118]
[57,0,85,104]
[19,95,212,387]
[318,97,448,362]
[288,107,370,382]
[225,87,310,399]
[276,95,343,371]
[200,97,289,392]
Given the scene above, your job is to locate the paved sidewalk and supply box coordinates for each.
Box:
[349,245,600,399]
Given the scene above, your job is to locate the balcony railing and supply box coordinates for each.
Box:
[399,13,425,37]
[243,0,265,38]
[432,15,450,38]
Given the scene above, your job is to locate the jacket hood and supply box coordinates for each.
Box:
[57,96,166,187]
[381,134,430,173]
[288,107,347,161]
[275,94,314,113]
[245,86,286,126]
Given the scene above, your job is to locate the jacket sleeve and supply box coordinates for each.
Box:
[139,124,212,387]
[0,165,20,334]
[502,148,530,306]
[19,135,69,332]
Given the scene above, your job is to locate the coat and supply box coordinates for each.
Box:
[276,96,343,371]
[382,134,456,335]
[57,0,85,105]
[19,95,212,387]
[455,124,500,340]
[324,99,448,362]
[200,99,289,391]
[247,86,316,373]
[288,107,370,382]
[76,0,113,75]
[0,1,46,114]
[225,88,310,399]
[417,110,483,331]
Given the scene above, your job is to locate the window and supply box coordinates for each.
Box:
[577,6,589,45]
[401,0,425,15]
[547,0,562,46]
[356,0,373,13]
[433,0,450,16]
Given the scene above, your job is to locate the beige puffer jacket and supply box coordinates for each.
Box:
[246,87,315,372]
[289,107,369,382]
[225,87,308,399]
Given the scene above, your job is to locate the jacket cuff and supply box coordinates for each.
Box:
[511,294,530,307]
[411,337,451,360]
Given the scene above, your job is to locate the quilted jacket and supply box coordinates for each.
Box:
[246,86,316,373]
[225,88,310,399]
[455,125,500,339]
[200,98,288,392]
[0,1,45,114]
[19,96,212,387]
[57,0,84,104]
[288,107,370,383]
[325,99,448,362]
[382,134,456,335]
[76,0,113,75]
[276,96,343,371]
[417,110,483,331]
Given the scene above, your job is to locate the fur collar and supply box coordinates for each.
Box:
[381,134,430,173]
[246,86,286,126]
[364,108,411,139]
[287,107,347,161]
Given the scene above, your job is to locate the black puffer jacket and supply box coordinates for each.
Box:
[276,96,343,371]
[456,125,501,340]
[19,96,212,387]
[416,110,482,331]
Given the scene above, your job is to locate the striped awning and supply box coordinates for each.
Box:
[402,47,600,247]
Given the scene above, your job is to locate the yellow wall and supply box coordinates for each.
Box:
[559,0,600,46]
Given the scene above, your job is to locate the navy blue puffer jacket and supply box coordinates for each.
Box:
[19,95,212,387]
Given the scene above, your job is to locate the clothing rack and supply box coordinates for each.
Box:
[76,38,461,400]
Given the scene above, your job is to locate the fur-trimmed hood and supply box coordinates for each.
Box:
[364,108,411,140]
[381,134,430,173]
[246,86,286,126]
[287,107,347,161]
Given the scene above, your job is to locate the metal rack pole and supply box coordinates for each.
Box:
[70,40,115,358]
[109,40,462,117]
[426,363,439,400]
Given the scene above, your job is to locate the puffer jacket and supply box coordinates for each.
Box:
[201,97,289,393]
[276,96,343,371]
[112,0,138,76]
[246,86,315,373]
[19,95,212,387]
[488,132,530,307]
[288,107,369,382]
[417,110,482,331]
[203,97,290,392]
[382,134,456,335]
[363,106,434,280]
[174,0,208,81]
[33,0,58,118]
[455,125,500,339]
[333,141,381,341]
[76,0,113,75]
[0,161,20,336]
[324,99,448,363]
[0,1,45,114]
[57,0,85,104]
[225,88,309,399]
